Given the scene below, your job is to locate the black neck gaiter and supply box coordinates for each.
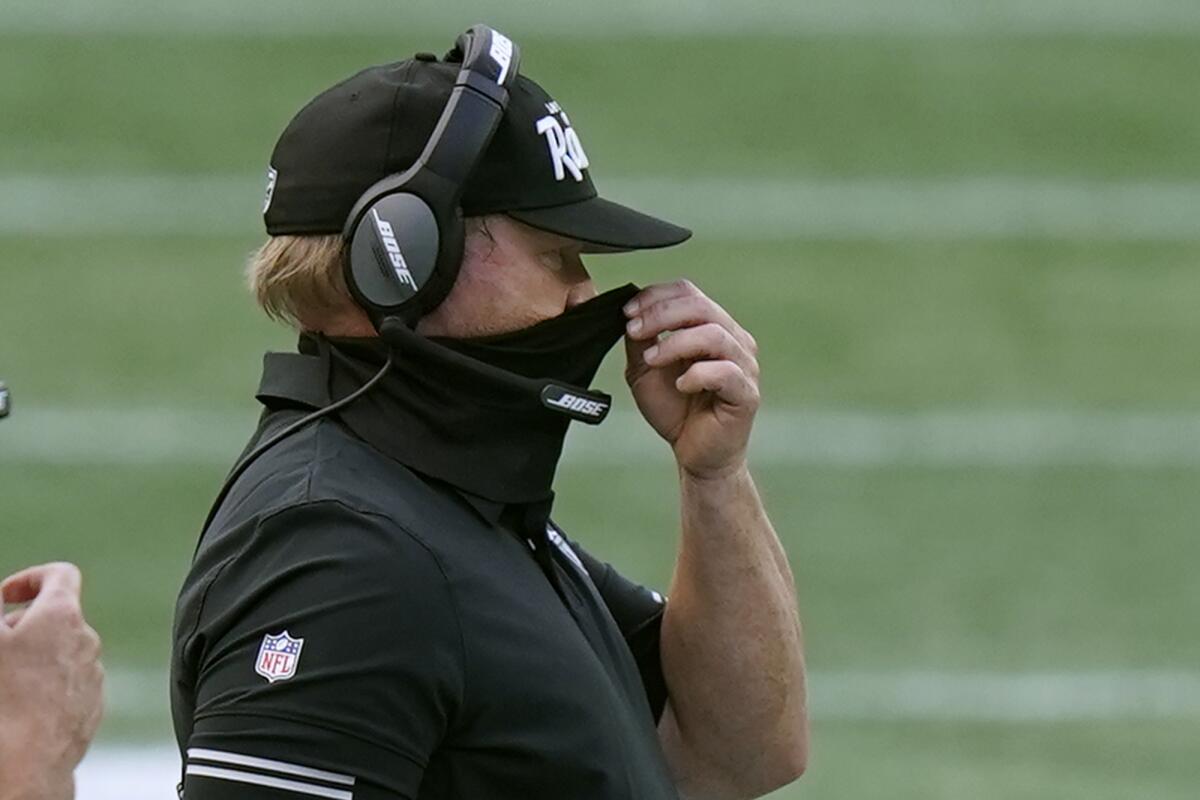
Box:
[313,283,639,505]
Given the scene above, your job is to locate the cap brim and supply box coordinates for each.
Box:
[507,195,692,253]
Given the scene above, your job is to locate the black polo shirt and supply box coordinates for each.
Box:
[171,346,680,799]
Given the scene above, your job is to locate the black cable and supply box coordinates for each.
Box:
[198,350,394,536]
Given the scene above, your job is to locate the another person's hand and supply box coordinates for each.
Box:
[0,563,105,800]
[624,280,761,480]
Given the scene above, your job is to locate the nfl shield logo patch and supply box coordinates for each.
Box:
[255,630,304,683]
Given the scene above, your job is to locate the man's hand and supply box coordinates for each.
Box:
[623,280,760,479]
[0,563,105,800]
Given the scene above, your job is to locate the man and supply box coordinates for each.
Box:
[0,563,105,800]
[172,33,807,800]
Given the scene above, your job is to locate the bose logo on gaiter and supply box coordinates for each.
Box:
[541,385,610,421]
[548,393,607,417]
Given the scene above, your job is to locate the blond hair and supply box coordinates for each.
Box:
[246,235,354,330]
[246,218,498,331]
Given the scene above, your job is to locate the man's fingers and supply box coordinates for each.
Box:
[626,292,757,356]
[643,323,758,378]
[1,562,82,606]
[83,659,107,737]
[624,278,760,356]
[675,360,759,408]
[83,623,103,660]
[0,567,45,605]
[74,657,107,758]
[2,563,84,630]
[626,288,729,340]
[623,279,700,317]
[623,328,654,367]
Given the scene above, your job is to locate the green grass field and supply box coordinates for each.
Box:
[2,6,1198,798]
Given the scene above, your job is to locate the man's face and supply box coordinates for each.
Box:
[415,215,598,339]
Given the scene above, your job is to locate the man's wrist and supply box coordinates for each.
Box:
[678,457,751,487]
[0,736,74,800]
[0,772,74,800]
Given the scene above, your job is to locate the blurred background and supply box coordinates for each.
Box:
[2,0,1199,797]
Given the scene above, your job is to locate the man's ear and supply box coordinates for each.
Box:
[462,214,502,267]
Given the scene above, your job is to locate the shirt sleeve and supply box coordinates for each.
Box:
[175,500,464,800]
[564,537,669,723]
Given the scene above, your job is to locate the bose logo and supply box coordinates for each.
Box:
[535,101,590,183]
[545,392,607,418]
[370,209,419,291]
[490,33,514,84]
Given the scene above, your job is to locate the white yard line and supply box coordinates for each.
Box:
[81,664,1200,797]
[813,670,1200,722]
[3,175,1200,242]
[79,664,1200,799]
[77,746,182,800]
[6,408,1200,469]
[7,0,1200,38]
[102,667,1200,724]
[82,666,1200,796]
[76,665,1200,800]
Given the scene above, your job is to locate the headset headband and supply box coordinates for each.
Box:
[341,25,522,328]
[342,26,521,240]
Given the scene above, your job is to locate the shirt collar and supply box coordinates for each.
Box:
[455,489,508,525]
[255,342,539,529]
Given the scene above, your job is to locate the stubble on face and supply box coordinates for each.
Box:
[416,215,596,339]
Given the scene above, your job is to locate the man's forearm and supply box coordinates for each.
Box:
[0,739,75,800]
[0,776,74,800]
[658,461,808,798]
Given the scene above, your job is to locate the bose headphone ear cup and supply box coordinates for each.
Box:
[405,204,464,323]
[346,192,444,325]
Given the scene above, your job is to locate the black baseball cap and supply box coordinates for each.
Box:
[263,51,691,252]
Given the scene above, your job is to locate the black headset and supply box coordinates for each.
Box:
[342,24,521,331]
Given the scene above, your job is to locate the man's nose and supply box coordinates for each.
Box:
[565,279,598,309]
